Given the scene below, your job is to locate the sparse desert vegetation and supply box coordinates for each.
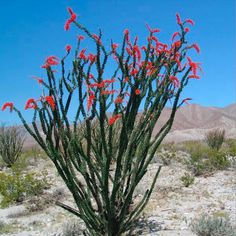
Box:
[0,136,235,235]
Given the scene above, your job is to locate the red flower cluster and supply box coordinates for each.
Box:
[88,53,96,63]
[45,96,56,110]
[24,96,55,111]
[108,114,121,125]
[25,98,38,110]
[182,97,192,104]
[92,34,102,45]
[114,96,123,104]
[32,76,43,84]
[87,91,95,111]
[41,56,59,68]
[1,102,14,112]
[89,78,116,89]
[66,45,72,53]
[65,7,77,31]
[78,35,85,41]
[187,57,202,79]
[79,49,87,60]
[169,76,180,88]
[135,89,141,95]
[101,90,117,95]
[112,43,119,52]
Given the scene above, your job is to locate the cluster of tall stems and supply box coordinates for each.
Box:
[2,8,201,236]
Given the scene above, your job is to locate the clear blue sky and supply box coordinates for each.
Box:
[0,0,235,124]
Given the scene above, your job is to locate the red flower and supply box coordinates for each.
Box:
[108,114,121,125]
[172,40,181,49]
[184,27,190,33]
[32,76,43,84]
[1,102,14,112]
[192,43,200,53]
[92,34,102,45]
[124,29,131,46]
[88,53,96,63]
[150,35,159,44]
[141,46,147,51]
[66,45,72,53]
[126,47,132,56]
[25,98,37,110]
[41,56,59,68]
[124,77,129,82]
[89,74,94,79]
[182,97,192,104]
[101,89,117,95]
[187,56,202,76]
[64,7,77,31]
[188,74,200,79]
[114,96,123,104]
[124,29,129,35]
[176,13,182,24]
[135,89,141,95]
[45,96,55,110]
[130,68,138,76]
[47,56,59,65]
[146,24,160,33]
[169,76,180,88]
[78,35,85,41]
[112,43,119,52]
[185,19,195,26]
[133,45,141,62]
[79,49,87,60]
[171,32,180,41]
[87,91,95,111]
[103,78,116,84]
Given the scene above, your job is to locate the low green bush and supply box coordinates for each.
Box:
[205,129,225,151]
[180,172,194,187]
[190,214,236,236]
[224,139,236,157]
[173,140,204,153]
[187,147,230,176]
[62,219,85,236]
[0,166,51,208]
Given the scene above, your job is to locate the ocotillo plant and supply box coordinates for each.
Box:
[2,8,201,236]
[0,124,25,167]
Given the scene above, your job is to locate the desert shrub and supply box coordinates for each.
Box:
[159,149,176,165]
[205,129,225,151]
[187,146,229,176]
[0,124,25,167]
[190,214,236,236]
[62,219,85,236]
[224,139,236,157]
[26,188,65,212]
[0,221,17,234]
[158,142,177,152]
[22,145,46,162]
[180,172,194,187]
[177,140,206,154]
[0,166,51,208]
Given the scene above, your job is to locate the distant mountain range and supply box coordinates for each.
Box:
[23,104,236,147]
[156,104,236,143]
